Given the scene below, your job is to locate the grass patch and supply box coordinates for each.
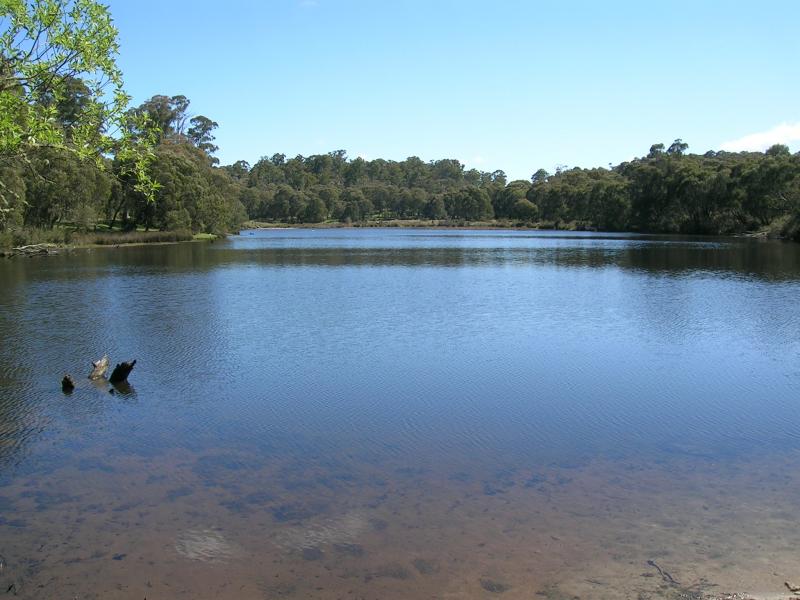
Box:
[75,230,195,246]
[191,232,219,241]
[240,220,294,229]
[0,227,73,249]
[2,224,225,254]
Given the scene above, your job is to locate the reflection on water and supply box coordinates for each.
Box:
[0,229,799,599]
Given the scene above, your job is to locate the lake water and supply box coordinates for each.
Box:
[1,228,799,599]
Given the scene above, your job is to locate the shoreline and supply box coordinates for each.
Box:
[0,232,220,258]
[240,219,792,240]
[242,219,577,231]
[3,220,793,258]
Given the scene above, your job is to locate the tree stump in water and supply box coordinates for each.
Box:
[109,360,136,384]
[88,355,109,380]
[61,375,76,393]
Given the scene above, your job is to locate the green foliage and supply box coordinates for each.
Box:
[493,180,531,218]
[512,198,538,222]
[443,186,493,220]
[3,5,799,244]
[124,142,244,234]
[587,175,629,231]
[0,160,26,226]
[4,5,797,240]
[21,147,111,227]
[0,0,156,220]
[215,142,800,236]
[187,115,218,160]
[0,223,71,248]
[303,195,326,223]
[338,188,373,222]
[127,94,219,162]
[424,195,446,220]
[521,143,800,235]
[165,207,191,231]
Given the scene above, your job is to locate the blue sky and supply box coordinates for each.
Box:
[108,0,799,180]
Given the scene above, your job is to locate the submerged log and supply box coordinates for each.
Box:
[88,355,109,380]
[61,374,76,393]
[109,360,136,384]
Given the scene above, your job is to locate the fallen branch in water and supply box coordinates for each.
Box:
[647,559,678,586]
[7,243,59,257]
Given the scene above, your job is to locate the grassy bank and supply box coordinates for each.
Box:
[1,226,221,255]
[76,229,195,246]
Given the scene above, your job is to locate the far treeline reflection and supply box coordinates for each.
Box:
[2,94,799,241]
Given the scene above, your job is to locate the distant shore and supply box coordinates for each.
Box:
[4,217,796,259]
[241,218,594,232]
[240,219,795,239]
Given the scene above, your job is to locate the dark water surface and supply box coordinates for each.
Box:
[1,229,799,599]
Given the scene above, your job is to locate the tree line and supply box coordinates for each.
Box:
[229,138,800,237]
[2,1,799,243]
[0,81,800,239]
[2,90,799,239]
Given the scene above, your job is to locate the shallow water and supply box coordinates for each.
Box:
[0,229,799,599]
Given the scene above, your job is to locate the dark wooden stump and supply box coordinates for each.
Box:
[61,375,76,393]
[109,360,136,384]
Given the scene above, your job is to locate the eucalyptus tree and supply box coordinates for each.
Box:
[187,115,219,161]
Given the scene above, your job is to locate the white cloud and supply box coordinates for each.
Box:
[720,122,800,152]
